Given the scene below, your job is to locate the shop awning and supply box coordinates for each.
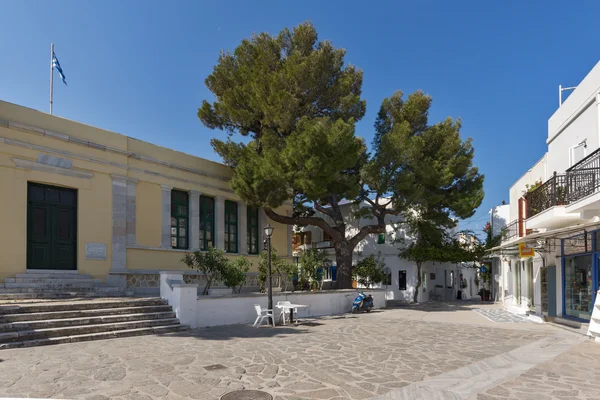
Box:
[486,218,600,256]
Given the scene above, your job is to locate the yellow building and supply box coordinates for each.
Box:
[0,100,292,295]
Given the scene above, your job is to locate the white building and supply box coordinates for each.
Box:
[491,61,600,332]
[293,200,478,302]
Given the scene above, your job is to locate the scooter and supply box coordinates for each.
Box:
[352,292,374,313]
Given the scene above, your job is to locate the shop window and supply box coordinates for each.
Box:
[564,255,593,320]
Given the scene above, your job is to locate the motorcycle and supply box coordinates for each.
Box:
[352,292,374,313]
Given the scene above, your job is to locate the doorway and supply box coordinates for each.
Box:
[27,183,77,270]
[515,261,521,305]
[398,270,407,291]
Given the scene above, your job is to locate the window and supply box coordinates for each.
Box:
[398,270,407,290]
[317,262,337,281]
[171,190,188,249]
[323,231,332,242]
[384,267,392,285]
[377,233,385,244]
[572,143,586,167]
[247,206,259,254]
[199,195,215,250]
[224,200,238,253]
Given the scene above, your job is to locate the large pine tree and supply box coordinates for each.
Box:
[198,22,484,288]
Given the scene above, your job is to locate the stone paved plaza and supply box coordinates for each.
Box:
[0,302,596,400]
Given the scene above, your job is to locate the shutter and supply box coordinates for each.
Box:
[331,265,337,281]
[317,267,323,281]
[572,144,586,166]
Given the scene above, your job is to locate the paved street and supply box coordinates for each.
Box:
[0,302,595,400]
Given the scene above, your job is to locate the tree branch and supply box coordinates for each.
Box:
[314,201,337,220]
[348,223,386,249]
[264,208,339,239]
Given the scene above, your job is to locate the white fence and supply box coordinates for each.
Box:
[159,271,387,328]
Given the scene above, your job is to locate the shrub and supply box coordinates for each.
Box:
[353,254,386,289]
[181,247,229,295]
[223,256,251,294]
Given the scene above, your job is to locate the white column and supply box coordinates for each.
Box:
[126,179,138,246]
[161,185,173,249]
[189,191,201,251]
[239,202,248,255]
[215,196,226,250]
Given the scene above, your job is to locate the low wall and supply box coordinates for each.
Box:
[159,272,386,328]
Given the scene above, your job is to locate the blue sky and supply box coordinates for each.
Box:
[2,0,600,234]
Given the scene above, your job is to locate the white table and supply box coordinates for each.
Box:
[276,304,308,325]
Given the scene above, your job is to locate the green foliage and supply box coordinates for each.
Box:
[258,247,297,292]
[181,247,230,295]
[222,256,251,294]
[198,22,484,288]
[353,254,386,289]
[299,248,329,290]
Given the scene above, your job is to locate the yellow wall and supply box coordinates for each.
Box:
[0,166,112,282]
[136,181,161,248]
[0,100,292,283]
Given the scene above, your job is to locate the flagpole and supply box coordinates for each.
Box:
[50,43,54,114]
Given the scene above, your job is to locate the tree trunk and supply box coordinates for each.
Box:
[413,262,422,303]
[334,243,354,289]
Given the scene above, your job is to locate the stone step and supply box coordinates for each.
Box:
[4,278,103,284]
[15,272,93,280]
[0,311,177,332]
[0,286,123,293]
[0,298,166,315]
[0,305,173,322]
[0,292,128,301]
[0,324,189,349]
[0,318,180,343]
[3,282,104,289]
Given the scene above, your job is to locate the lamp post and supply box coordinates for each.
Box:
[264,224,274,324]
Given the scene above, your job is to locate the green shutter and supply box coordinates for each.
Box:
[171,190,189,249]
[247,206,259,254]
[377,233,385,244]
[199,196,215,250]
[224,200,238,253]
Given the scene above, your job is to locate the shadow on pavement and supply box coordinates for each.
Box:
[387,300,493,313]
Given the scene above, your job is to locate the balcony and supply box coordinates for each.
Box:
[526,172,579,229]
[501,219,518,241]
[565,147,600,213]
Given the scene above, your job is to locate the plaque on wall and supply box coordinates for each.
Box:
[86,243,107,260]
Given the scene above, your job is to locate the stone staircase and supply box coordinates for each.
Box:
[0,271,129,299]
[0,297,189,349]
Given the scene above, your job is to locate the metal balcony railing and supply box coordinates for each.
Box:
[526,172,568,218]
[567,147,600,203]
[501,219,518,241]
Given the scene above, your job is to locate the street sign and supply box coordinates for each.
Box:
[479,266,488,273]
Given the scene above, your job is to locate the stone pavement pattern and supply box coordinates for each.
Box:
[476,339,600,400]
[472,308,534,323]
[0,303,593,400]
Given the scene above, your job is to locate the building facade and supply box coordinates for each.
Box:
[293,201,478,302]
[0,100,292,294]
[491,61,600,331]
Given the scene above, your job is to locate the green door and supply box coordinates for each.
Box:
[27,183,77,270]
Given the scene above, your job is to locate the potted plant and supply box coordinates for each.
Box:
[478,288,491,301]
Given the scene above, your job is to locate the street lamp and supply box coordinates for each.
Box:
[264,224,274,324]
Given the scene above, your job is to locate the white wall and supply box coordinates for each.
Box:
[547,101,599,174]
[508,154,547,222]
[160,272,387,328]
[490,204,510,236]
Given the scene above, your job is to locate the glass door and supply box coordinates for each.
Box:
[564,255,593,320]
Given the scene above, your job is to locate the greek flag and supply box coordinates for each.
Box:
[52,52,67,86]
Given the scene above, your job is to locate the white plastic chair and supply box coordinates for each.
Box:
[253,304,275,328]
[277,300,292,325]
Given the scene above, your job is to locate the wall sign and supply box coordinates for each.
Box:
[518,243,535,258]
[86,243,107,260]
